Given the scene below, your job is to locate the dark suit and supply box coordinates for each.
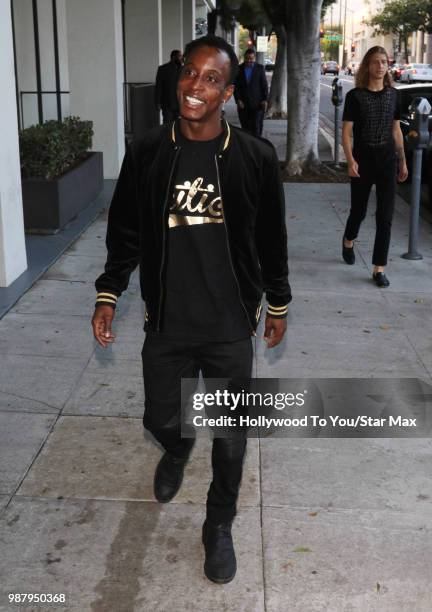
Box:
[234,62,268,136]
[155,61,181,124]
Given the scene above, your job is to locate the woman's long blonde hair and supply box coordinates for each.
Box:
[355,46,394,89]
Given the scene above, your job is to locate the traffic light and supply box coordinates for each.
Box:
[320,28,325,38]
[351,43,355,53]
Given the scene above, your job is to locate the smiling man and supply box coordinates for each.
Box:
[92,35,291,584]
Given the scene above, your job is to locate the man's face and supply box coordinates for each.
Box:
[173,52,183,66]
[368,53,388,80]
[177,45,234,123]
[244,53,255,67]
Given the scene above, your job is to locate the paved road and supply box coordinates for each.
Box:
[319,73,355,125]
[319,74,355,155]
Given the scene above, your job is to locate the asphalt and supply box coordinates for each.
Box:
[1,101,432,611]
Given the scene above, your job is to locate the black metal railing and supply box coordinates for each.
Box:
[19,90,70,129]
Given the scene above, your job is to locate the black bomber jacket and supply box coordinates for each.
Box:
[95,119,291,333]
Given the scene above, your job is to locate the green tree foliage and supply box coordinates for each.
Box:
[320,25,343,61]
[221,0,329,171]
[416,0,432,34]
[222,0,269,32]
[368,0,426,60]
[321,0,337,20]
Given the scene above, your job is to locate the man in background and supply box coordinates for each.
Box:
[234,48,268,137]
[155,49,183,123]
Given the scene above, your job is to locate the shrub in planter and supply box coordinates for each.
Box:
[20,116,93,179]
[19,117,103,233]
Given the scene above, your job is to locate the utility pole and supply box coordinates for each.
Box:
[339,0,343,67]
[342,0,348,69]
[330,4,333,59]
[256,26,266,65]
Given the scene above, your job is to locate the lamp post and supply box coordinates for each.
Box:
[342,3,355,69]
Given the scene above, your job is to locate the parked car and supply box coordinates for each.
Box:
[195,17,207,37]
[264,58,275,72]
[346,61,360,76]
[399,63,432,83]
[396,83,432,208]
[389,63,404,81]
[322,60,339,75]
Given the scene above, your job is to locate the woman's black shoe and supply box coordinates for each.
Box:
[342,238,355,265]
[202,520,237,584]
[373,272,390,288]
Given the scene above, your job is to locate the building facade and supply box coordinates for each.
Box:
[1,0,217,288]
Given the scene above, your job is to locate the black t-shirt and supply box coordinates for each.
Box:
[162,131,251,341]
[342,87,400,151]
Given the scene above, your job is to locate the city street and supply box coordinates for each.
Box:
[1,101,432,612]
[1,0,432,606]
[319,73,355,159]
[320,73,355,125]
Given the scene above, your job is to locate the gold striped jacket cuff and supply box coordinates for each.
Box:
[95,292,118,308]
[267,303,288,318]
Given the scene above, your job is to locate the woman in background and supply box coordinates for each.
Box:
[341,46,408,287]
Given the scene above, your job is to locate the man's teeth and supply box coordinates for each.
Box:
[185,95,204,106]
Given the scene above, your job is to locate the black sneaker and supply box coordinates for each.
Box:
[342,237,355,265]
[373,272,390,288]
[153,440,194,503]
[202,519,237,584]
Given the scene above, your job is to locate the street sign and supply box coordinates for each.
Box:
[257,36,268,52]
[324,34,342,41]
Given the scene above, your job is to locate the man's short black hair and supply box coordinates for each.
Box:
[183,35,239,85]
[170,49,181,59]
[244,48,255,57]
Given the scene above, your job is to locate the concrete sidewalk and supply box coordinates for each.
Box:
[1,123,432,611]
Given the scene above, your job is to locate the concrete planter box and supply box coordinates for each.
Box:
[22,151,103,234]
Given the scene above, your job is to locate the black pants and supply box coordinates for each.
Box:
[238,107,264,137]
[344,147,397,266]
[141,332,253,524]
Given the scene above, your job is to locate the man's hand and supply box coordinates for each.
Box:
[237,100,245,110]
[397,161,408,183]
[261,101,268,112]
[92,305,116,348]
[264,315,287,349]
[347,160,360,178]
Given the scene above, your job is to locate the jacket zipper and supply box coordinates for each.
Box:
[214,153,255,335]
[157,146,181,331]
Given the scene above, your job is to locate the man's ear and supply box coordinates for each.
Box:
[223,84,235,103]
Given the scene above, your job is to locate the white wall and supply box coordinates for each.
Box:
[12,0,70,127]
[125,0,162,82]
[0,1,27,286]
[38,0,57,120]
[183,0,195,47]
[13,0,37,127]
[66,0,125,178]
[162,0,183,62]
